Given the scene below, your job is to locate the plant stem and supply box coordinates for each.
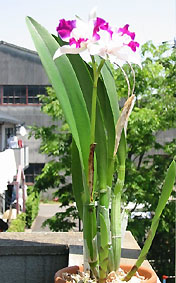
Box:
[111,163,125,271]
[111,131,126,271]
[106,157,115,272]
[84,57,105,280]
[83,203,99,278]
[90,57,105,144]
[111,192,121,271]
[99,189,111,282]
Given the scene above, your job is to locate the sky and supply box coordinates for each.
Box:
[0,0,175,51]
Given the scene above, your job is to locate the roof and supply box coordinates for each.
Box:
[0,40,50,85]
[0,40,37,56]
[0,112,21,124]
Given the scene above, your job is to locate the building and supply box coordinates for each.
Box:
[0,40,53,183]
[0,112,29,214]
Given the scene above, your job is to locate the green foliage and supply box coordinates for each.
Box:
[30,87,78,231]
[26,17,121,279]
[111,41,176,203]
[124,161,176,281]
[7,213,26,232]
[112,41,176,279]
[42,205,78,232]
[25,186,40,228]
[26,16,91,177]
[26,14,175,279]
[148,201,175,281]
[39,87,64,120]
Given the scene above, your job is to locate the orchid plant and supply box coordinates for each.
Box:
[26,10,175,283]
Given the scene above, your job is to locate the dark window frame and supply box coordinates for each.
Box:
[0,85,49,105]
[25,163,45,183]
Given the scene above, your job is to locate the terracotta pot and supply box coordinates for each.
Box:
[120,264,157,283]
[54,266,82,283]
[54,264,157,283]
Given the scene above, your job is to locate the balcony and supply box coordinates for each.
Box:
[0,147,29,194]
[0,231,159,283]
[12,146,29,169]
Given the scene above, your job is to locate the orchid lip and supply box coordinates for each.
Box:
[69,37,88,48]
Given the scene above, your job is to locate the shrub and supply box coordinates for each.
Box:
[25,186,40,228]
[7,213,26,232]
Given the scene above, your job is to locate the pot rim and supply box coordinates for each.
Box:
[55,264,157,283]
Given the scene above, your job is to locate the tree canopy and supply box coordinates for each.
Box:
[112,41,175,279]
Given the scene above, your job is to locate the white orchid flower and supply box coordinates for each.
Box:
[53,11,140,66]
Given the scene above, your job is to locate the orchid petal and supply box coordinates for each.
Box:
[127,52,141,67]
[88,43,107,58]
[89,7,97,21]
[118,24,135,40]
[53,45,86,60]
[93,17,113,40]
[56,19,76,39]
[128,41,140,52]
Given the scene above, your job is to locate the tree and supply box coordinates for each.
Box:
[112,41,176,280]
[29,87,77,231]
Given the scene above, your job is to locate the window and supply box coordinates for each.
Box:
[25,163,45,183]
[28,86,47,104]
[3,86,26,104]
[1,85,48,105]
[5,127,16,148]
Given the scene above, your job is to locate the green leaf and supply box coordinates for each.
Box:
[99,212,109,280]
[97,80,116,185]
[95,99,108,189]
[96,57,119,125]
[154,160,176,218]
[99,212,109,249]
[65,55,109,190]
[97,59,120,184]
[54,35,110,193]
[125,160,176,280]
[71,139,85,219]
[26,16,90,175]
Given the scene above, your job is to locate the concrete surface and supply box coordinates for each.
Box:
[31,203,80,232]
[0,232,82,283]
[31,203,65,232]
[0,231,157,283]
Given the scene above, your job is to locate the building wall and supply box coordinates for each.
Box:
[0,42,55,168]
[0,105,58,163]
[0,42,49,85]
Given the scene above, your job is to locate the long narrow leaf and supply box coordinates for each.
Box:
[96,59,120,186]
[96,57,119,125]
[124,160,176,281]
[72,139,86,219]
[26,16,90,176]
